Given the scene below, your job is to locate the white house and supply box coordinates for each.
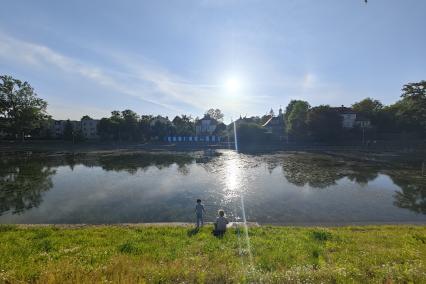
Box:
[81,118,99,139]
[49,118,99,139]
[332,106,357,128]
[195,114,218,135]
[262,107,285,137]
[332,105,371,129]
[49,120,81,138]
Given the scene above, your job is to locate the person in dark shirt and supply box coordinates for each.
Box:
[195,199,206,228]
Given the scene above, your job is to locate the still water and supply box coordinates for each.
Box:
[0,150,425,224]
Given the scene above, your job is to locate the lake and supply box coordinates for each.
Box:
[0,150,425,224]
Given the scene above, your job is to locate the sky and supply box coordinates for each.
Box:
[0,0,425,122]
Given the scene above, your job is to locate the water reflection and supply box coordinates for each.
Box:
[280,154,380,188]
[219,152,247,222]
[0,152,195,217]
[0,155,56,215]
[98,153,194,174]
[0,150,425,223]
[392,174,426,214]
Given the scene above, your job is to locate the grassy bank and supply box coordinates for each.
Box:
[1,225,425,283]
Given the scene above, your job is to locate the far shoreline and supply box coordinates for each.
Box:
[4,221,426,228]
[1,139,424,154]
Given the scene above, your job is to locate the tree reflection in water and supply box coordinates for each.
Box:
[0,154,56,215]
[98,153,194,174]
[1,150,425,219]
[0,152,196,216]
[277,152,426,215]
[280,153,380,188]
[391,173,426,214]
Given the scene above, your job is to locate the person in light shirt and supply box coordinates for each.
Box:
[213,209,229,237]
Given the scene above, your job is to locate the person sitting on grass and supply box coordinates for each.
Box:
[213,209,229,237]
[195,199,206,228]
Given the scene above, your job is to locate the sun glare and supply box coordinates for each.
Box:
[225,77,242,93]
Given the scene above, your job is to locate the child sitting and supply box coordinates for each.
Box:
[213,209,229,237]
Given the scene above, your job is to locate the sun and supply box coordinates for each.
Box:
[225,77,242,93]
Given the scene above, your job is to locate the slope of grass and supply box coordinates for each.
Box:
[0,225,425,283]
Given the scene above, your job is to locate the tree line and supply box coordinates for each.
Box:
[1,74,425,143]
[96,108,226,142]
[235,81,426,144]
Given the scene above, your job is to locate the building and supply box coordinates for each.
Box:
[331,105,371,129]
[195,114,218,135]
[49,120,81,138]
[262,107,285,138]
[49,118,99,139]
[332,105,357,128]
[81,118,99,139]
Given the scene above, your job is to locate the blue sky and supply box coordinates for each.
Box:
[0,0,425,122]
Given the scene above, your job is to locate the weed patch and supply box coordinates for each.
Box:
[312,230,332,241]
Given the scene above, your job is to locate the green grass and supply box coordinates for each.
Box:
[0,225,425,283]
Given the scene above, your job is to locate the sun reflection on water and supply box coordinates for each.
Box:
[221,152,246,221]
[220,150,254,267]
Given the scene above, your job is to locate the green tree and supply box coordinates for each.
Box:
[81,115,92,120]
[121,109,140,141]
[63,120,74,141]
[172,115,194,136]
[285,100,309,122]
[285,100,310,140]
[110,111,124,141]
[307,105,342,142]
[213,122,227,136]
[0,75,49,141]
[98,117,114,140]
[151,120,171,139]
[395,81,426,133]
[205,108,224,121]
[352,98,383,121]
[139,115,153,141]
[236,122,271,146]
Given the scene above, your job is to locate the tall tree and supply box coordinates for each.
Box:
[139,115,153,141]
[151,120,171,139]
[63,120,74,141]
[352,98,383,119]
[205,108,224,121]
[285,100,310,140]
[285,100,309,122]
[172,115,194,136]
[396,81,426,133]
[0,75,49,141]
[307,105,342,142]
[121,109,140,141]
[97,117,114,140]
[110,110,124,141]
[81,115,92,120]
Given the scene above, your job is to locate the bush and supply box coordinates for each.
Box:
[312,230,332,241]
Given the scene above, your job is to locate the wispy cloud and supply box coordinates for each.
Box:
[0,32,349,121]
[0,33,183,112]
[0,32,269,120]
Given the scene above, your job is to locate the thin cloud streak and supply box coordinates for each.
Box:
[0,32,258,118]
[0,32,351,121]
[0,33,179,112]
